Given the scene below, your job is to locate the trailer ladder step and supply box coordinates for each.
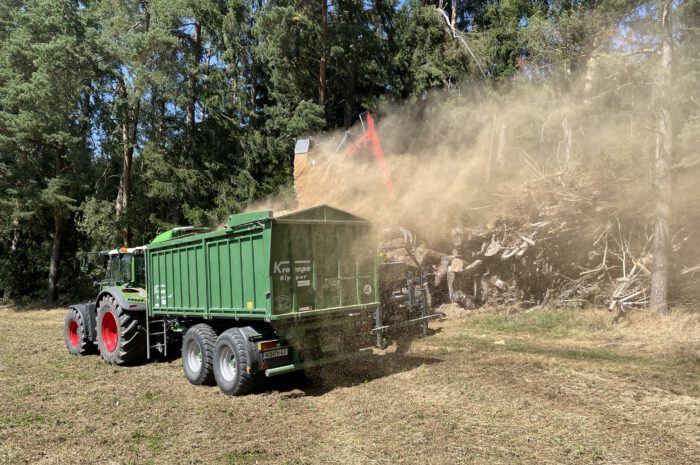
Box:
[146,317,169,359]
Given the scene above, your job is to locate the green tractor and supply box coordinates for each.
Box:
[64,246,149,364]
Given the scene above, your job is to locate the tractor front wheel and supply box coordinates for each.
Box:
[64,308,93,355]
[96,296,146,365]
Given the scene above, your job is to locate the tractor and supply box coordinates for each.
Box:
[64,227,206,364]
[64,246,149,364]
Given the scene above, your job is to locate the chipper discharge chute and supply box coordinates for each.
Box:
[294,111,395,208]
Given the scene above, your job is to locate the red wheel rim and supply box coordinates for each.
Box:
[101,311,118,352]
[68,320,79,347]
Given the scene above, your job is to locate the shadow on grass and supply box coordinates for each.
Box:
[262,351,444,396]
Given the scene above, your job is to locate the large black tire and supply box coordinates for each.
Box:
[64,308,94,356]
[182,324,217,386]
[212,328,257,396]
[96,296,146,365]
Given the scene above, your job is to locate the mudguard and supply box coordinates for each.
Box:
[69,302,97,342]
[238,326,263,373]
[97,287,147,312]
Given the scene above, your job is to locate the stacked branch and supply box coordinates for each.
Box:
[387,168,696,312]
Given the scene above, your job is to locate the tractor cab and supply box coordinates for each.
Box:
[103,247,147,288]
[80,246,147,289]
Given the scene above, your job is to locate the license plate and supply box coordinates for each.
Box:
[262,347,289,359]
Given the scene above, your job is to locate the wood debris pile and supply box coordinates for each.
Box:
[386,169,697,312]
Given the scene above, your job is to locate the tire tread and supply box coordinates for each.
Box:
[213,328,257,396]
[182,323,217,386]
[64,308,93,356]
[96,296,146,365]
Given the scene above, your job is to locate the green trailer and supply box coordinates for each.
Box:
[64,205,437,395]
[147,205,378,324]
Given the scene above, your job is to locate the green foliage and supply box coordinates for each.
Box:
[0,0,96,302]
[392,2,471,98]
[77,199,124,251]
[474,0,536,79]
[254,5,321,105]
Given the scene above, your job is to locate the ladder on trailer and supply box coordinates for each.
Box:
[145,311,169,359]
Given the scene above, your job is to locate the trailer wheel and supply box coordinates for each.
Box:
[213,328,256,396]
[182,324,217,386]
[64,308,93,355]
[96,296,146,365]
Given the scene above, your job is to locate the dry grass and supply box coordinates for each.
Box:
[0,306,698,465]
[610,310,700,359]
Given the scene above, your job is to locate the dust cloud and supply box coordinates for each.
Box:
[293,76,664,244]
[250,24,700,306]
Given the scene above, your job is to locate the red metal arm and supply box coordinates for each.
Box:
[342,112,395,194]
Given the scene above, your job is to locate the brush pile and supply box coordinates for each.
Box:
[399,168,699,312]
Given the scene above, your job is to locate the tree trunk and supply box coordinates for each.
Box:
[485,118,506,184]
[48,152,65,306]
[583,33,602,104]
[10,196,20,253]
[186,20,202,133]
[200,47,213,122]
[319,0,328,106]
[650,0,673,315]
[561,116,572,164]
[343,59,357,129]
[116,76,139,247]
[251,56,259,117]
[115,4,148,247]
[48,211,63,306]
[116,78,131,216]
[451,0,457,28]
[10,219,19,252]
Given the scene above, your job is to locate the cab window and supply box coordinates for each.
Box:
[134,255,146,286]
[106,254,132,286]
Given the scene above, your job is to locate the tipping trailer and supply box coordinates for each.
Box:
[64,205,438,395]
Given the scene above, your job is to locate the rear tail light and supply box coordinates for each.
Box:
[257,340,280,351]
[357,321,372,333]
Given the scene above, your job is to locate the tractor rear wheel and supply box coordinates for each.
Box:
[64,308,93,355]
[182,324,217,386]
[213,328,256,396]
[96,296,146,365]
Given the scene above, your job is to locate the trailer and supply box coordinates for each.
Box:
[64,205,437,395]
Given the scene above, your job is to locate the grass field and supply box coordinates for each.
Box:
[0,306,698,465]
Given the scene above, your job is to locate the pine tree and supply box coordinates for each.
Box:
[0,0,96,303]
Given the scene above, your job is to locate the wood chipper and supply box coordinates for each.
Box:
[294,111,395,209]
